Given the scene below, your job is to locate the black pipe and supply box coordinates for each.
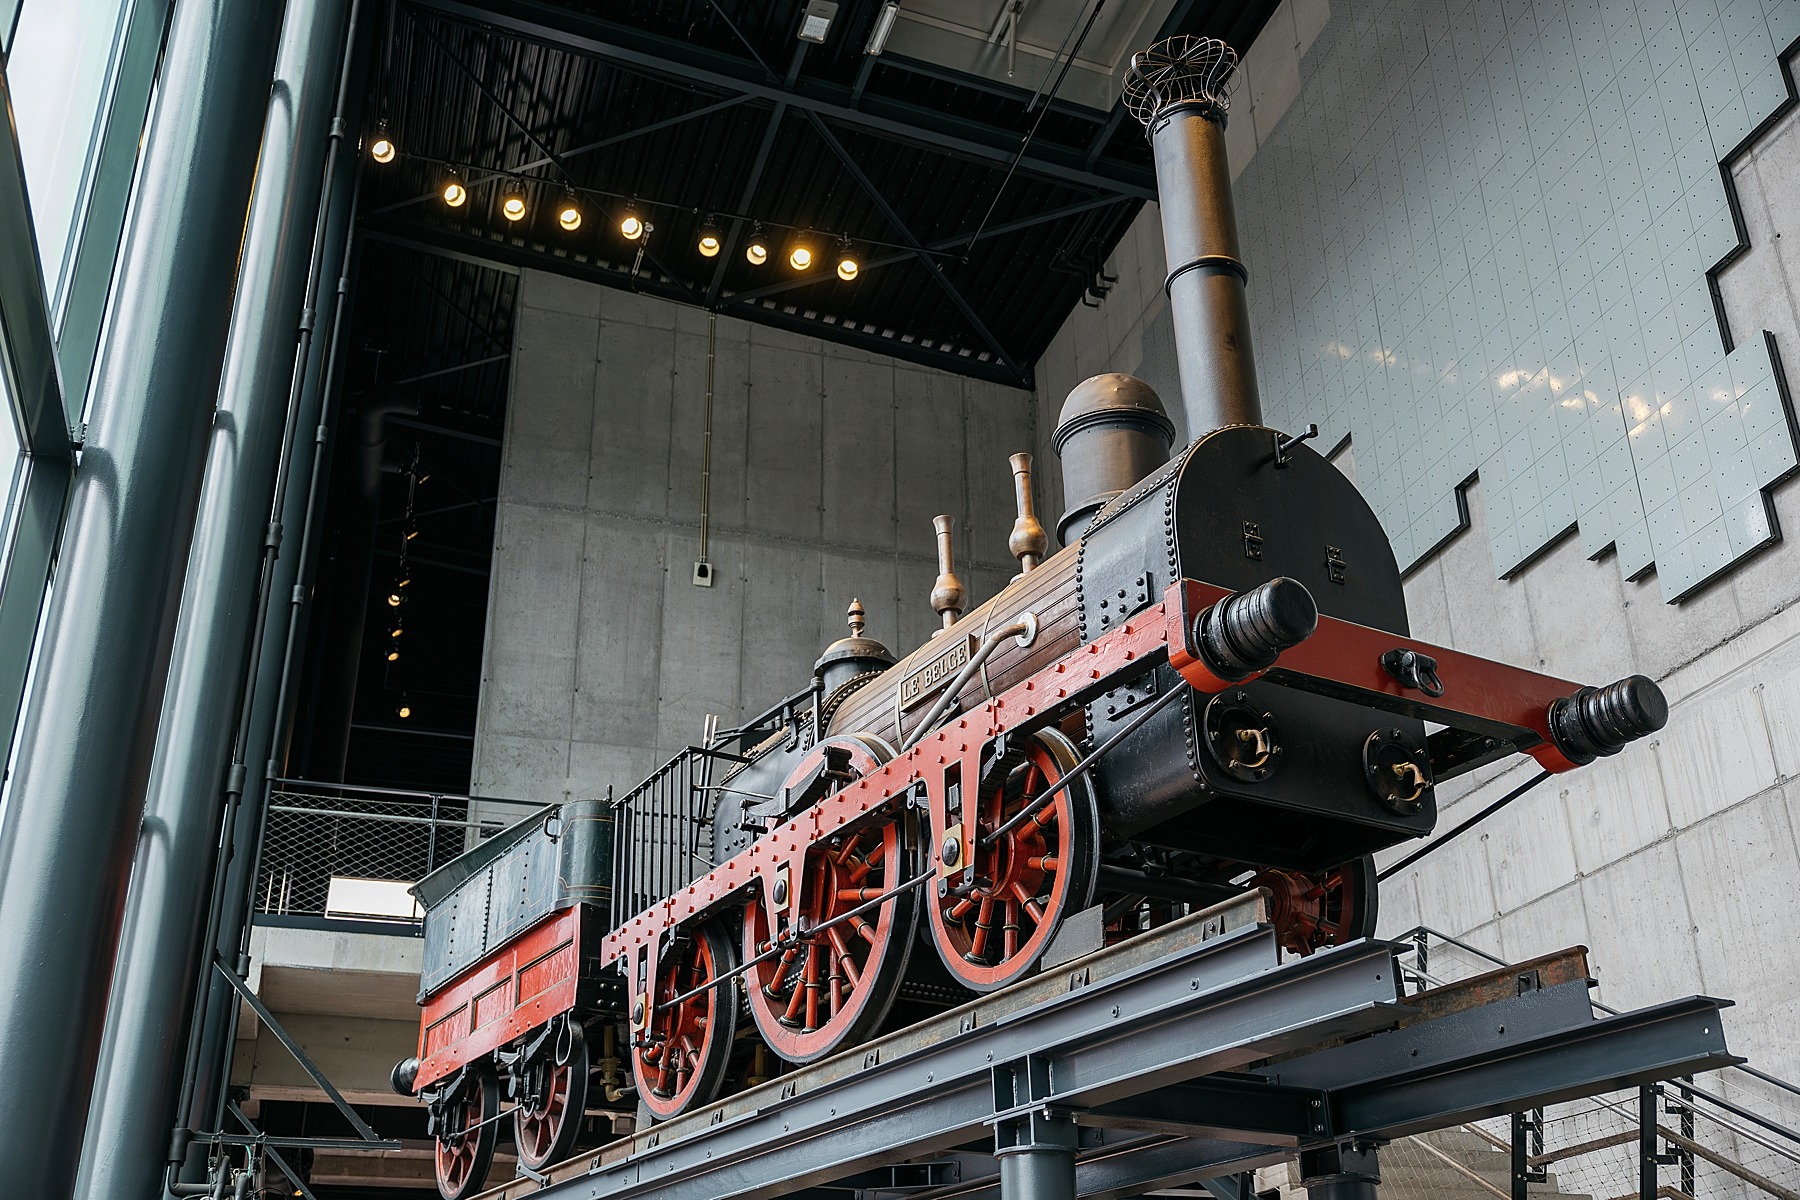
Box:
[1095,865,1240,907]
[0,0,287,1193]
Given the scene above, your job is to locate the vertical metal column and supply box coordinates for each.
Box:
[1122,37,1262,438]
[73,0,355,1190]
[993,1058,1078,1200]
[1299,1141,1381,1200]
[0,0,285,1194]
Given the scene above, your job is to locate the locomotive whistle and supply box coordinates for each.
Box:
[930,515,965,632]
[1007,453,1048,576]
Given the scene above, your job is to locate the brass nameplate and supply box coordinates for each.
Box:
[898,634,978,712]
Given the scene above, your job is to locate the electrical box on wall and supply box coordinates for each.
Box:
[693,560,714,587]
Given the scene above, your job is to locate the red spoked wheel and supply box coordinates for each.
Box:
[512,1017,589,1172]
[743,736,915,1063]
[631,920,737,1122]
[432,1061,499,1200]
[1251,855,1378,956]
[927,730,1099,992]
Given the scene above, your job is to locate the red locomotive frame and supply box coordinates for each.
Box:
[605,575,1606,1029]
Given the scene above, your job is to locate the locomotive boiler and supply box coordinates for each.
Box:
[394,36,1668,1199]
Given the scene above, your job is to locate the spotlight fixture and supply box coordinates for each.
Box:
[789,236,815,271]
[697,220,722,258]
[557,196,582,231]
[836,238,859,281]
[441,173,467,208]
[502,191,527,222]
[745,224,769,265]
[369,121,397,164]
[797,0,838,43]
[620,208,645,240]
[387,590,404,607]
[386,647,400,663]
[865,0,899,55]
[397,698,413,719]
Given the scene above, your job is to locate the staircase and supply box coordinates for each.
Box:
[1364,928,1800,1200]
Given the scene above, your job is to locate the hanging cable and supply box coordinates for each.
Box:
[1376,770,1552,881]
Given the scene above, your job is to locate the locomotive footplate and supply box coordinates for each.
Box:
[462,892,1735,1200]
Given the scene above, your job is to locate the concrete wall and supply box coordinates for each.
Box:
[1032,1,1800,1087]
[472,270,1039,806]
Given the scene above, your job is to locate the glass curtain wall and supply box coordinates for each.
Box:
[0,0,168,799]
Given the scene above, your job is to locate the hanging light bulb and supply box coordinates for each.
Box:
[502,190,527,222]
[369,121,397,164]
[620,207,645,240]
[745,224,769,265]
[836,238,859,281]
[386,647,400,663]
[405,528,419,541]
[788,235,815,271]
[389,622,404,639]
[386,590,404,607]
[557,195,582,231]
[397,698,413,719]
[697,219,722,258]
[441,173,467,208]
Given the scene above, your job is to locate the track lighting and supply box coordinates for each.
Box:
[697,221,722,258]
[620,208,645,240]
[502,191,527,222]
[557,196,582,231]
[369,122,396,164]
[789,236,815,271]
[836,239,859,281]
[745,225,769,265]
[441,173,467,208]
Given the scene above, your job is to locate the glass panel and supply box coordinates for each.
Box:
[7,0,133,314]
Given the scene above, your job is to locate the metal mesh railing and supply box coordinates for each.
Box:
[1376,928,1800,1200]
[254,786,540,923]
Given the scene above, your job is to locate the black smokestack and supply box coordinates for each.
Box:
[1123,37,1262,435]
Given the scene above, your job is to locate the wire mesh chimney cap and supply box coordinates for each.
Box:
[1122,35,1238,128]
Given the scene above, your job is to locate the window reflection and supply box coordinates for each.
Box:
[8,0,133,316]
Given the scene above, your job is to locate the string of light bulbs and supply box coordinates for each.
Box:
[386,449,422,721]
[365,130,906,283]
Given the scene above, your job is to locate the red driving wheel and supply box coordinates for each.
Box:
[1250,855,1378,956]
[743,736,915,1063]
[631,920,737,1121]
[927,730,1098,992]
[433,1061,499,1200]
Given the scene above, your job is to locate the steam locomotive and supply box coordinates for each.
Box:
[392,37,1668,1200]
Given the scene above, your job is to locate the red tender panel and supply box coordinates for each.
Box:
[414,906,584,1091]
[1176,581,1585,773]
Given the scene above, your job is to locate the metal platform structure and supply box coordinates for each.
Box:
[456,893,1736,1200]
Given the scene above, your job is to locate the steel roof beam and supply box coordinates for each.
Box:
[361,216,1032,387]
[797,108,1022,373]
[408,0,1158,202]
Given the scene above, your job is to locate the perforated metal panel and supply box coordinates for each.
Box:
[1234,0,1799,599]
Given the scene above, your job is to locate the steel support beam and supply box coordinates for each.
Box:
[0,0,286,1196]
[75,0,358,1192]
[410,0,1158,202]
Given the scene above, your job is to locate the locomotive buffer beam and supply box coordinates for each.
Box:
[467,893,1733,1200]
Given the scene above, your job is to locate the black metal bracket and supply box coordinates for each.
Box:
[211,960,392,1145]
